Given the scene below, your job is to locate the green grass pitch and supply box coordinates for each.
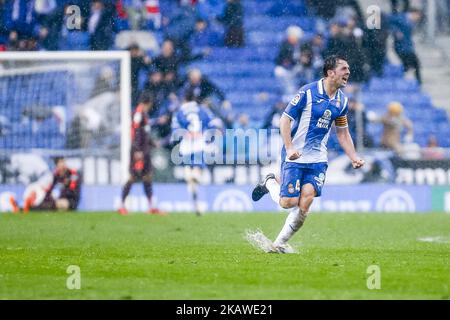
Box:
[0,212,449,299]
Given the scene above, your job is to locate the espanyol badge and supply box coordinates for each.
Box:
[288,183,295,194]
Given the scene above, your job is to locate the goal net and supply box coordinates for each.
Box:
[0,51,131,186]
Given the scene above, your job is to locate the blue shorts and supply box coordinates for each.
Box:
[280,162,328,198]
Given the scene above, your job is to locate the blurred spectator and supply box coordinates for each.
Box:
[379,102,414,152]
[391,0,410,14]
[364,13,389,76]
[129,43,152,106]
[3,0,36,38]
[183,68,226,104]
[217,0,244,48]
[35,0,63,51]
[143,70,171,115]
[261,101,285,130]
[122,0,162,30]
[390,8,423,84]
[164,0,201,62]
[91,65,118,96]
[421,135,446,160]
[347,97,374,148]
[142,0,162,29]
[0,1,7,46]
[306,0,364,26]
[153,39,205,89]
[274,26,304,96]
[182,68,234,128]
[310,33,325,69]
[234,113,251,130]
[436,0,450,34]
[34,0,57,25]
[292,45,320,87]
[152,39,182,91]
[275,26,303,69]
[88,0,115,50]
[191,18,222,47]
[324,17,369,83]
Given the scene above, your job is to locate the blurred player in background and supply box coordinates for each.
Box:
[172,89,221,216]
[9,157,82,213]
[119,92,165,215]
[250,55,365,253]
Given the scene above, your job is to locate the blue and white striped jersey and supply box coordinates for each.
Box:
[172,101,217,155]
[282,78,349,164]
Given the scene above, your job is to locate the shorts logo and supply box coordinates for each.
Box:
[314,173,325,186]
[288,183,295,194]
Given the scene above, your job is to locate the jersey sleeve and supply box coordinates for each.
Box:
[283,89,307,120]
[335,96,349,128]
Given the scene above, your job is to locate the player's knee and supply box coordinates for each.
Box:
[279,197,298,209]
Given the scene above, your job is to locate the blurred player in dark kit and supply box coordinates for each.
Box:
[118,92,166,215]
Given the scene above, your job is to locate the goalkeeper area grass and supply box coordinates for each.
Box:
[0,212,449,300]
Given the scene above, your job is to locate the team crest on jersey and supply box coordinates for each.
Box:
[288,183,295,194]
[317,109,332,129]
[290,91,304,106]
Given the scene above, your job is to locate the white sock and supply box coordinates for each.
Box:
[266,178,280,204]
[273,207,307,246]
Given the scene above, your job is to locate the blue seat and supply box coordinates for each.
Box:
[59,31,90,50]
[383,64,404,78]
[395,80,419,92]
[248,31,284,46]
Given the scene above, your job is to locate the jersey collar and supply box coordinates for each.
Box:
[318,78,338,100]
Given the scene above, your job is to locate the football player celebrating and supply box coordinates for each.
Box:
[251,55,365,253]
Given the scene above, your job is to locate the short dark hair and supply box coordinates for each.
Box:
[323,55,347,77]
[53,156,64,165]
[127,43,140,51]
[139,91,153,104]
[184,88,196,102]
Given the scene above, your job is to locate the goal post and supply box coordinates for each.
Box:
[0,51,131,184]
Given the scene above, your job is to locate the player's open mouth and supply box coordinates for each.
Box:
[342,76,348,83]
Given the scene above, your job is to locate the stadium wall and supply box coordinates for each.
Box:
[1,184,448,213]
